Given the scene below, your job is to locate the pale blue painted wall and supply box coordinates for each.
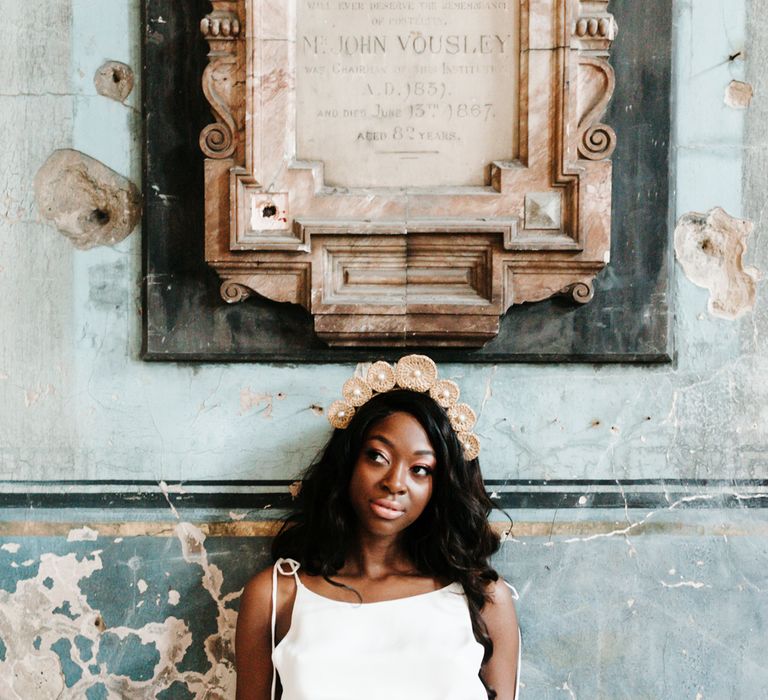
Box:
[1,1,767,698]
[4,0,760,484]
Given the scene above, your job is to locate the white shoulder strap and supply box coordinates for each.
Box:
[515,626,522,699]
[502,579,522,699]
[271,558,301,700]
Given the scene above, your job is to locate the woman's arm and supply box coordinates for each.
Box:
[235,567,278,700]
[480,578,521,700]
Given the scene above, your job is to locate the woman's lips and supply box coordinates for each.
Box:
[369,499,405,520]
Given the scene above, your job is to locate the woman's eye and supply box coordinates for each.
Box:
[411,465,434,477]
[365,449,387,464]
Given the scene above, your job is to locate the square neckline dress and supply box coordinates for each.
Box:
[269,558,521,700]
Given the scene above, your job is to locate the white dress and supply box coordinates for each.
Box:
[269,558,521,700]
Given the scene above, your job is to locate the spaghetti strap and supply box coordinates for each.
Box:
[514,626,522,699]
[271,558,301,700]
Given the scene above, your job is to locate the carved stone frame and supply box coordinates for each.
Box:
[201,0,618,347]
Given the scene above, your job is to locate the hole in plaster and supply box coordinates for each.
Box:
[262,204,277,218]
[89,208,111,226]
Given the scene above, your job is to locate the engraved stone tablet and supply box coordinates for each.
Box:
[296,1,519,187]
[200,0,619,347]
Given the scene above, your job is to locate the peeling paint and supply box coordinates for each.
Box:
[674,207,759,319]
[239,389,273,417]
[660,580,710,589]
[23,384,56,408]
[67,527,99,543]
[288,481,302,499]
[174,523,238,696]
[158,482,180,519]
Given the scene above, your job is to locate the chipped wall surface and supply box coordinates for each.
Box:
[0,511,767,698]
[0,0,767,698]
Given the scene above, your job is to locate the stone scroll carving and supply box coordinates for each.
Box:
[200,0,618,347]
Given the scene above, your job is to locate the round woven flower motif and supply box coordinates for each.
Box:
[457,432,480,461]
[366,361,396,393]
[327,400,355,429]
[395,354,437,392]
[429,379,460,408]
[448,403,477,432]
[342,377,373,407]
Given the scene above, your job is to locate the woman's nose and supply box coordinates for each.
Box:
[381,463,407,494]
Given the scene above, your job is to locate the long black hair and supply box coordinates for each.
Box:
[272,389,502,698]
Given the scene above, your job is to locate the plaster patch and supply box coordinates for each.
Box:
[67,526,99,542]
[239,389,273,417]
[724,80,753,109]
[34,149,141,250]
[93,61,134,102]
[674,207,759,319]
[137,580,148,594]
[168,590,180,606]
[1,543,20,554]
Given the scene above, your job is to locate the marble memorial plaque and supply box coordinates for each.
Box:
[200,0,619,347]
[296,1,519,187]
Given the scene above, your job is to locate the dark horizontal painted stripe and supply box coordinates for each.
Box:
[1,479,768,487]
[0,490,765,510]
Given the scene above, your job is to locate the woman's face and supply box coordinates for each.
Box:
[348,411,437,538]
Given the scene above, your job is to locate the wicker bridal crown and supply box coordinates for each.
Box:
[327,354,480,460]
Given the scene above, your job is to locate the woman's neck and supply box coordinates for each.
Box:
[344,531,415,579]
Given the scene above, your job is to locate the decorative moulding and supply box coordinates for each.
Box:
[200,0,618,347]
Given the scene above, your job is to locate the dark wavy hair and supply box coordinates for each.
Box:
[273,389,503,696]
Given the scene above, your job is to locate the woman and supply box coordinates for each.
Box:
[235,356,520,700]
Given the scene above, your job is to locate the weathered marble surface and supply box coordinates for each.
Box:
[199,0,619,346]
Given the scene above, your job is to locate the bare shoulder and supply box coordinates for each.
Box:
[480,577,520,700]
[235,564,293,700]
[238,562,299,641]
[237,566,275,637]
[241,566,275,607]
[482,577,519,625]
